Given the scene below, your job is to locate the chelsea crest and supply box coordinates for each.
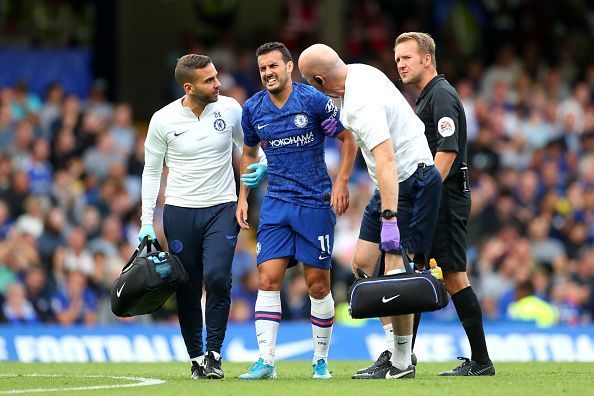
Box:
[294,114,308,128]
[214,118,226,131]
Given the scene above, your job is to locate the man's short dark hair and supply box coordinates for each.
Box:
[175,54,212,85]
[255,42,292,63]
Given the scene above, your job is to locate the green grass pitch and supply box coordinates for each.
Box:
[1,362,593,396]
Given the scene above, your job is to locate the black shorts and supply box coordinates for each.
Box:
[430,179,471,273]
[359,164,442,256]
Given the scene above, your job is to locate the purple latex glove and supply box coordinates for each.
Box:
[321,118,340,138]
[380,221,401,252]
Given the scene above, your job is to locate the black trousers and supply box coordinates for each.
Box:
[163,202,239,358]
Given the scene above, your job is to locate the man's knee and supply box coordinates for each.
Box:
[307,279,330,299]
[258,270,282,291]
[444,271,471,295]
[205,271,231,294]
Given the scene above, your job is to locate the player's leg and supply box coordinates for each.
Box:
[303,265,333,379]
[385,175,417,379]
[293,204,335,379]
[240,198,293,380]
[437,183,494,376]
[163,205,205,379]
[201,202,240,379]
[386,255,415,379]
[351,190,396,376]
[356,166,440,379]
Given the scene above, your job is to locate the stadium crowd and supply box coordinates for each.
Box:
[0,0,593,328]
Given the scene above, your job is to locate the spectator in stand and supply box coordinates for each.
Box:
[1,282,39,325]
[63,227,93,276]
[51,270,97,325]
[39,82,65,139]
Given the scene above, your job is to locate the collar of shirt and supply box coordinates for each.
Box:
[416,74,446,104]
[177,96,215,119]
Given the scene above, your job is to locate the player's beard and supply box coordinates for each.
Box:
[191,88,219,106]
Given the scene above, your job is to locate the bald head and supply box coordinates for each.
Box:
[298,44,347,97]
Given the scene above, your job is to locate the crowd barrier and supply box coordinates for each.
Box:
[1,321,593,362]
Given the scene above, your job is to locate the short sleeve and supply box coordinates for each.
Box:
[311,90,345,133]
[347,103,391,151]
[241,104,260,147]
[432,89,459,153]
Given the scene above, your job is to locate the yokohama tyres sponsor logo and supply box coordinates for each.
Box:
[268,131,314,147]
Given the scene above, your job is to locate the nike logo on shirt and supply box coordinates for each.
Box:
[173,130,189,137]
[257,124,269,130]
[382,295,400,303]
[116,282,126,297]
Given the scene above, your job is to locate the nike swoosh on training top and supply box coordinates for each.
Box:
[257,124,269,130]
[319,255,330,260]
[116,282,126,298]
[382,295,400,303]
[173,130,189,137]
[225,235,237,240]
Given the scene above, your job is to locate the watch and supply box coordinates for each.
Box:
[381,209,397,220]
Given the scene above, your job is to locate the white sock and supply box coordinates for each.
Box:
[255,290,281,365]
[391,335,413,369]
[310,292,334,364]
[191,355,204,365]
[383,323,394,354]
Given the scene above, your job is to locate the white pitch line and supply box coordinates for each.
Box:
[0,374,166,394]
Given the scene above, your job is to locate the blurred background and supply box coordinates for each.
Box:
[0,0,593,362]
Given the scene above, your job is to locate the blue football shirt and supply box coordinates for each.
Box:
[242,82,344,208]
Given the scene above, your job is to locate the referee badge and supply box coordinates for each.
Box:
[214,118,227,131]
[437,117,455,137]
[294,114,308,128]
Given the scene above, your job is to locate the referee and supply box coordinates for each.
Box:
[394,32,495,376]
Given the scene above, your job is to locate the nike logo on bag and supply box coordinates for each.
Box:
[257,124,269,130]
[173,130,189,137]
[382,295,400,303]
[116,282,126,298]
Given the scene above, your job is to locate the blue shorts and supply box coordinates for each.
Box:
[359,164,442,256]
[256,197,336,269]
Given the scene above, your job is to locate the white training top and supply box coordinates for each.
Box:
[141,95,262,225]
[339,64,434,185]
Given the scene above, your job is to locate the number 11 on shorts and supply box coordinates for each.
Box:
[318,234,331,259]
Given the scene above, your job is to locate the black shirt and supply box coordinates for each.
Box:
[415,74,467,180]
